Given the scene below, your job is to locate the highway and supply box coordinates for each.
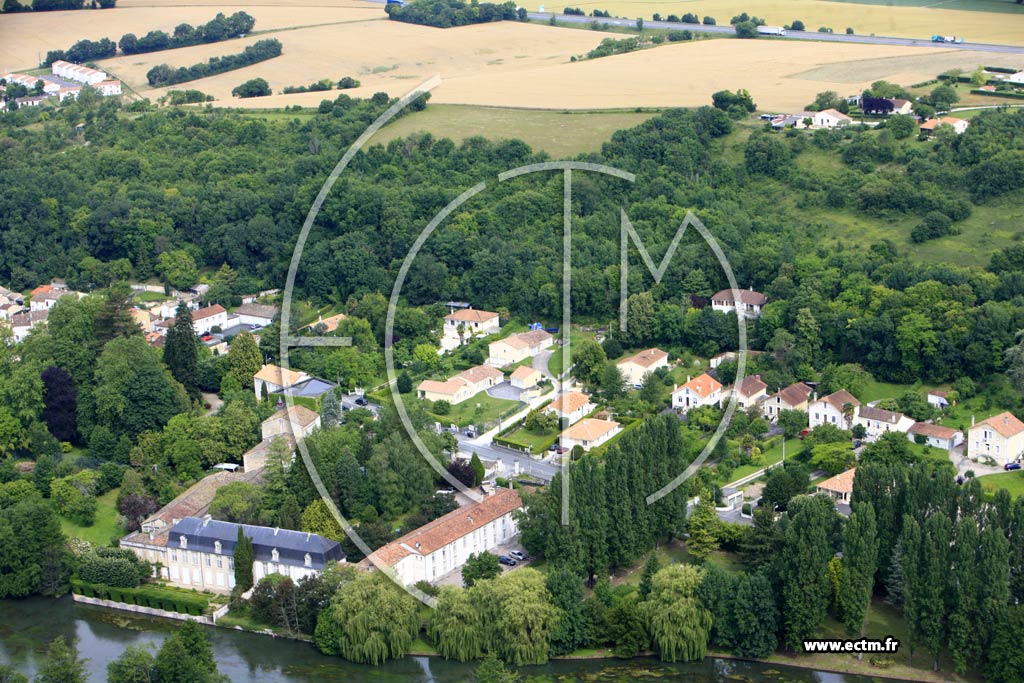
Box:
[527,12,1024,54]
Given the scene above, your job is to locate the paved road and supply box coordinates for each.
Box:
[455,433,560,481]
[528,12,1024,54]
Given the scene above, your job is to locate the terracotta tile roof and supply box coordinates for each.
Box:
[445,309,498,323]
[254,364,308,388]
[546,391,591,415]
[365,488,522,566]
[678,373,722,398]
[618,348,668,369]
[711,289,767,306]
[494,330,553,350]
[973,412,1024,438]
[510,365,540,381]
[193,304,226,321]
[908,422,960,440]
[417,378,464,396]
[820,390,861,412]
[455,364,503,385]
[266,405,320,429]
[562,418,620,442]
[736,374,767,397]
[303,312,346,333]
[817,468,856,495]
[774,382,813,407]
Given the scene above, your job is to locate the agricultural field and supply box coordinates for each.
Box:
[553,0,1024,45]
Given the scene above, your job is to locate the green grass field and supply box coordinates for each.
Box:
[370,105,658,159]
[501,425,559,453]
[59,488,124,547]
[828,0,1024,12]
[978,470,1024,499]
[428,393,521,429]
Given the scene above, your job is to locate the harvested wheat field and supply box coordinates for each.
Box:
[0,2,383,71]
[176,26,1020,113]
[555,0,1024,46]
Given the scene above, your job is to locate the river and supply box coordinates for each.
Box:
[1,597,899,683]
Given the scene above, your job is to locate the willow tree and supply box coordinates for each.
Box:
[480,568,560,666]
[428,586,487,661]
[640,564,712,662]
[314,571,417,665]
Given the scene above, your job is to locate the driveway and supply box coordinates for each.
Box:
[430,539,531,587]
[486,381,523,401]
[533,350,555,380]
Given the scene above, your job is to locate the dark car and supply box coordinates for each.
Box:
[498,555,517,566]
[1005,463,1022,471]
[556,446,568,454]
[354,397,368,406]
[548,443,558,452]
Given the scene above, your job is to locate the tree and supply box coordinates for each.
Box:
[321,391,341,426]
[809,442,855,475]
[744,133,790,177]
[638,552,660,598]
[227,331,262,391]
[790,19,805,30]
[734,20,758,38]
[209,481,264,525]
[106,645,155,683]
[837,503,877,643]
[462,551,501,587]
[640,564,712,662]
[761,462,810,511]
[781,495,836,650]
[861,432,917,466]
[929,83,959,110]
[546,567,586,655]
[151,621,226,683]
[572,339,606,385]
[314,570,417,664]
[40,366,77,443]
[731,572,779,657]
[232,77,271,98]
[778,409,808,438]
[686,489,720,560]
[887,113,917,139]
[600,363,625,398]
[156,250,199,291]
[474,653,519,683]
[164,302,200,399]
[470,452,485,486]
[0,665,27,683]
[987,606,1024,683]
[234,527,254,591]
[32,637,87,683]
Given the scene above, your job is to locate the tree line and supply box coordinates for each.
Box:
[120,11,255,55]
[146,38,282,87]
[386,0,526,28]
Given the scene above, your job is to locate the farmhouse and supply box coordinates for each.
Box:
[253,363,311,399]
[560,417,622,452]
[616,347,669,386]
[488,329,554,367]
[919,117,969,135]
[809,390,861,429]
[361,487,522,585]
[854,406,915,442]
[724,374,768,410]
[417,364,503,405]
[672,373,723,414]
[442,307,500,350]
[510,365,542,389]
[907,422,963,451]
[710,288,766,318]
[545,391,594,426]
[816,468,856,506]
[968,412,1024,466]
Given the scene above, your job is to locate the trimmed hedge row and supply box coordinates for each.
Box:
[72,578,209,615]
[971,89,1024,100]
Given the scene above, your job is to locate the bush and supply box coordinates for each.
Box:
[77,547,151,587]
[667,30,692,42]
[790,20,805,31]
[734,21,758,38]
[337,76,361,89]
[910,211,956,243]
[702,15,715,25]
[433,400,451,415]
[846,27,854,34]
[232,77,271,98]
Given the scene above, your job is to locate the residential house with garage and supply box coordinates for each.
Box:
[560,417,622,452]
[417,365,503,405]
[544,391,594,426]
[907,422,963,451]
[488,330,554,367]
[724,374,768,410]
[616,347,669,387]
[442,308,500,350]
[710,288,767,318]
[253,364,311,399]
[510,365,542,389]
[672,373,722,414]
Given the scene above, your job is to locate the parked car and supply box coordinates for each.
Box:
[798,428,811,439]
[435,488,455,495]
[1005,463,1022,471]
[465,429,477,438]
[509,550,526,561]
[548,443,558,452]
[555,446,568,454]
[354,397,368,406]
[498,555,517,566]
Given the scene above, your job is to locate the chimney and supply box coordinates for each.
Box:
[274,527,280,536]
[972,415,976,427]
[201,514,212,527]
[1005,415,1010,427]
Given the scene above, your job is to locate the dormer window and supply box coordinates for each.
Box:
[304,553,312,567]
[214,541,222,554]
[179,535,187,549]
[271,548,279,562]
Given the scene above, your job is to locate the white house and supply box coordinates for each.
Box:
[812,108,853,129]
[854,406,915,442]
[1007,71,1024,85]
[560,418,621,452]
[417,365,503,405]
[9,309,48,342]
[234,303,278,328]
[907,422,963,451]
[544,391,594,426]
[442,308,500,350]
[51,60,108,85]
[191,304,228,335]
[253,364,311,399]
[361,488,522,585]
[261,405,321,441]
[920,117,969,135]
[815,468,856,506]
[672,373,722,413]
[30,288,77,311]
[762,382,814,420]
[616,348,669,386]
[710,288,767,318]
[927,390,951,409]
[488,330,554,367]
[809,390,861,430]
[93,80,122,96]
[968,412,1024,466]
[725,374,768,410]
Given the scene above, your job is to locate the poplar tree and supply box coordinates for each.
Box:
[686,489,720,560]
[949,516,980,674]
[227,331,262,391]
[918,512,952,671]
[838,503,878,643]
[897,515,922,667]
[164,302,200,399]
[233,527,254,591]
[782,495,835,651]
[731,572,779,658]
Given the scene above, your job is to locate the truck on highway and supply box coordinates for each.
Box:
[757,26,786,36]
[931,35,964,43]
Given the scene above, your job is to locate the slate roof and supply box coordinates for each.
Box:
[169,517,345,569]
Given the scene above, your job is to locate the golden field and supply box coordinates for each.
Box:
[551,0,1024,46]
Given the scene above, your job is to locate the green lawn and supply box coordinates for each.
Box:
[933,395,1005,433]
[856,378,940,404]
[612,542,745,587]
[718,437,799,486]
[59,488,124,546]
[978,470,1024,499]
[370,105,658,159]
[501,425,559,453]
[548,327,597,378]
[133,291,168,303]
[428,393,521,429]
